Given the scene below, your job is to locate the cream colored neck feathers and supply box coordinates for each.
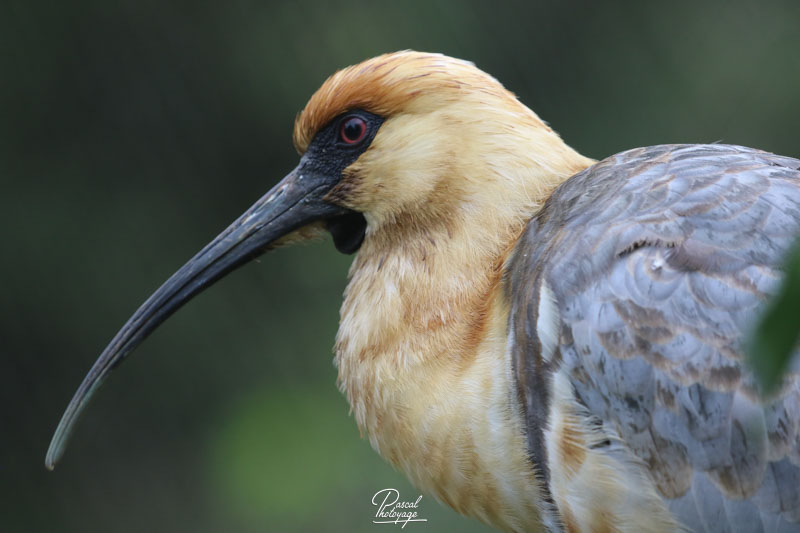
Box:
[294,51,594,531]
[334,91,592,531]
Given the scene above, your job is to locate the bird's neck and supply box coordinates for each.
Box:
[335,123,593,419]
[334,134,592,530]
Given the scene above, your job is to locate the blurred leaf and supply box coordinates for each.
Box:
[747,238,800,393]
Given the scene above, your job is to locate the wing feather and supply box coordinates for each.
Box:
[509,144,800,531]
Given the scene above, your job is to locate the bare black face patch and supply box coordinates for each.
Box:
[302,110,383,254]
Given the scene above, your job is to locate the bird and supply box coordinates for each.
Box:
[46,51,800,532]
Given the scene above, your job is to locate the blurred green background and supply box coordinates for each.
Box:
[3,1,799,532]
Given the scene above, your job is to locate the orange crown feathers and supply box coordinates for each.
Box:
[292,51,519,154]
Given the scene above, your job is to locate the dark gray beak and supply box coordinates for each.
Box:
[45,162,355,469]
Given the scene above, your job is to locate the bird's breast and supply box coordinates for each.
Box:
[334,252,548,532]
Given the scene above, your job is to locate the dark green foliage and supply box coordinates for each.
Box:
[748,240,800,394]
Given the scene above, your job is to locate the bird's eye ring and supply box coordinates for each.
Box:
[339,116,368,145]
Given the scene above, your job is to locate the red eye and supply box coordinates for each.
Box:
[339,116,367,144]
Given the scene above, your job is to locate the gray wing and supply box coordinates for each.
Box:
[508,144,800,532]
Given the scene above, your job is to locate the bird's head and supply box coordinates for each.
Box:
[292,51,588,247]
[46,51,590,469]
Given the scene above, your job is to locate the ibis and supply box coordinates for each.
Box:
[47,51,800,532]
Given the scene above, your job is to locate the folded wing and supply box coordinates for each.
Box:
[509,144,800,532]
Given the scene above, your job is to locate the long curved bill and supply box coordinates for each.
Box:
[46,163,350,470]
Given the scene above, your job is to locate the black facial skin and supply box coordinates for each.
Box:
[44,109,384,469]
[303,110,383,254]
